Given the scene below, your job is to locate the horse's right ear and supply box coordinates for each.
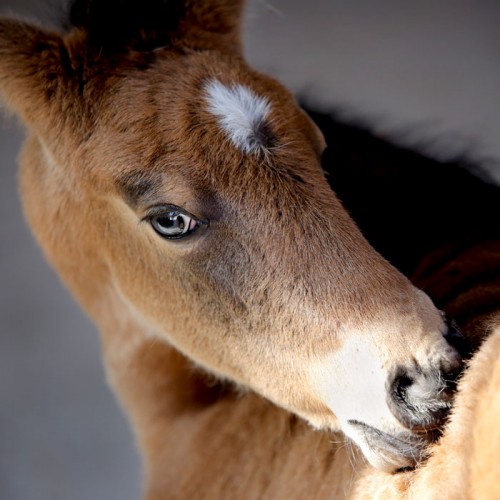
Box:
[0,18,74,133]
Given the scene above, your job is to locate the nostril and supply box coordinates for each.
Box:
[389,369,452,431]
[442,319,471,359]
[393,374,414,403]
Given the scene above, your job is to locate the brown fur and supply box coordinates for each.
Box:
[1,1,498,497]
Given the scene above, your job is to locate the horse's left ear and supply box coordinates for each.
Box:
[69,0,246,54]
[179,0,246,53]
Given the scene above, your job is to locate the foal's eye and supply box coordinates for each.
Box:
[148,207,207,240]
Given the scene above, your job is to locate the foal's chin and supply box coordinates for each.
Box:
[347,420,437,472]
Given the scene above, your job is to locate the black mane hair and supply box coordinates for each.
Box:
[67,0,185,52]
[308,108,500,276]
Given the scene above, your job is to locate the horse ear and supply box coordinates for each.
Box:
[179,0,245,52]
[0,18,76,133]
[0,1,246,136]
[69,0,245,54]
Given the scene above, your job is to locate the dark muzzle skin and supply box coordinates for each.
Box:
[347,418,441,470]
[388,321,466,433]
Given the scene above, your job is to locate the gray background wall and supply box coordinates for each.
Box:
[0,1,499,499]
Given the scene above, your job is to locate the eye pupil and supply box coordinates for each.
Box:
[149,208,205,240]
[158,213,184,232]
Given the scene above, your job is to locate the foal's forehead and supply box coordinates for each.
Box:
[106,56,325,200]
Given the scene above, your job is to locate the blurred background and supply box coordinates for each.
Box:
[0,1,499,499]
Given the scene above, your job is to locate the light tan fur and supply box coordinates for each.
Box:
[1,1,498,497]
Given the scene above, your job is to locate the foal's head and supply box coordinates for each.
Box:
[0,0,463,470]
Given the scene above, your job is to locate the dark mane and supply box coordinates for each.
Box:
[67,0,185,52]
[308,107,500,276]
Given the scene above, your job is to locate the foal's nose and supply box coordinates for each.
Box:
[388,327,465,430]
